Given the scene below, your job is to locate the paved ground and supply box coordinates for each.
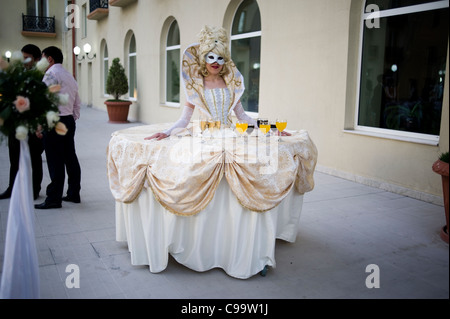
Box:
[0,105,448,301]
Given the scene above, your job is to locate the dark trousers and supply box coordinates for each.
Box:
[7,132,44,198]
[43,115,81,204]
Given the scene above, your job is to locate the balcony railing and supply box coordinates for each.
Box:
[22,14,56,34]
[88,0,109,20]
[90,0,109,12]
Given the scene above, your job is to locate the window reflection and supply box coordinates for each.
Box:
[358,2,448,135]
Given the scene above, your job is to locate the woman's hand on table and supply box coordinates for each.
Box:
[280,131,291,136]
[144,132,169,141]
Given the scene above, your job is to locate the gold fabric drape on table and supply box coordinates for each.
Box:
[107,124,317,216]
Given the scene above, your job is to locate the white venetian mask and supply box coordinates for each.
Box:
[205,52,225,65]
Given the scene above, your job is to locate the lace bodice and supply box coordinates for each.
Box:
[204,88,232,125]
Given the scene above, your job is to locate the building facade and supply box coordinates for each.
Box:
[1,0,449,204]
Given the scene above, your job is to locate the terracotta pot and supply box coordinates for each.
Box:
[105,100,132,123]
[432,159,449,244]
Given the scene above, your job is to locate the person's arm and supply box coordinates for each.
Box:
[73,90,81,120]
[145,104,195,140]
[233,101,258,127]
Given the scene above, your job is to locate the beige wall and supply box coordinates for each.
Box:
[1,0,449,204]
[0,0,71,72]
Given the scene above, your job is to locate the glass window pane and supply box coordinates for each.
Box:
[366,0,442,10]
[231,0,261,35]
[167,21,180,47]
[129,35,136,53]
[103,44,109,95]
[27,0,35,15]
[38,0,47,17]
[103,58,108,94]
[231,36,261,113]
[129,55,137,98]
[358,8,448,135]
[166,49,180,103]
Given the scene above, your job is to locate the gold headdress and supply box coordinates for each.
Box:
[181,26,244,117]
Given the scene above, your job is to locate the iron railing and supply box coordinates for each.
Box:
[22,14,55,33]
[90,0,109,12]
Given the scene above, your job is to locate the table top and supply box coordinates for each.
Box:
[107,123,318,216]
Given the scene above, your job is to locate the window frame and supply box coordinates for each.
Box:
[165,20,181,107]
[353,0,449,145]
[230,2,262,118]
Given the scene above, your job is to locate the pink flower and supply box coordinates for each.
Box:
[14,96,30,113]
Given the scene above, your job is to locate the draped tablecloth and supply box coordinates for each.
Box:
[107,123,317,279]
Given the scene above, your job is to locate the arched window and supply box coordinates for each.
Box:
[103,43,109,95]
[166,20,180,104]
[128,33,137,99]
[357,0,448,142]
[231,0,261,114]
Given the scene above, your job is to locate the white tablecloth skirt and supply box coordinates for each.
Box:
[116,179,304,279]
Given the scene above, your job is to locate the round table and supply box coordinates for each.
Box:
[107,123,317,279]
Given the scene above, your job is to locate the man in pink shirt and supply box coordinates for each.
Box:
[35,46,82,209]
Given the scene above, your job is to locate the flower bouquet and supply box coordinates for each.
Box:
[0,51,68,299]
[0,51,66,142]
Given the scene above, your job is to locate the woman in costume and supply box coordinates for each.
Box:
[145,25,288,140]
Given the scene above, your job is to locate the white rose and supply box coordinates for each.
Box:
[46,111,60,128]
[15,125,28,140]
[36,57,49,72]
[11,51,24,63]
[58,93,69,106]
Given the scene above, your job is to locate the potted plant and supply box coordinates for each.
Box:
[432,151,449,243]
[105,58,131,123]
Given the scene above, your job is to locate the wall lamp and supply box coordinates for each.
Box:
[5,50,12,62]
[73,43,96,61]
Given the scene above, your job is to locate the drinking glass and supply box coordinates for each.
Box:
[236,121,248,142]
[200,117,208,133]
[258,118,270,136]
[215,119,221,131]
[208,118,216,133]
[276,119,287,141]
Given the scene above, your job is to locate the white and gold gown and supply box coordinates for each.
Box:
[163,43,257,135]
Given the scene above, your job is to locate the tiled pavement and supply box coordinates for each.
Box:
[0,105,448,300]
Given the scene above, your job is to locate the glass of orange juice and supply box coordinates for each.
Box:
[276,119,287,141]
[258,118,270,136]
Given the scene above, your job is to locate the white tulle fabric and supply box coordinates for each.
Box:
[233,101,258,127]
[0,139,39,298]
[163,105,194,136]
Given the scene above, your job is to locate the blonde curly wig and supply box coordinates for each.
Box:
[198,25,232,77]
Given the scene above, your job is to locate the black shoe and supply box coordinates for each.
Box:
[0,189,12,200]
[35,201,62,209]
[62,196,81,203]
